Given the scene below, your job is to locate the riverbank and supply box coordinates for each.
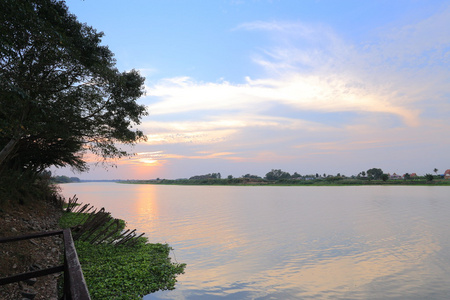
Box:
[1,195,185,300]
[0,199,63,300]
[59,205,185,299]
[120,178,450,186]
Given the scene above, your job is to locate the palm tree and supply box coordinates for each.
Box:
[434,168,438,175]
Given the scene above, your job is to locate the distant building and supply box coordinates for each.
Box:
[389,173,402,180]
[444,169,450,180]
[403,173,417,179]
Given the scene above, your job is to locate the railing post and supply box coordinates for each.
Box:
[1,229,91,299]
[63,229,91,300]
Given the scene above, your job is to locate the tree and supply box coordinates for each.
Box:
[291,172,301,179]
[242,174,261,179]
[434,168,439,175]
[265,169,291,181]
[189,173,221,180]
[381,173,389,181]
[367,168,383,180]
[0,0,147,175]
[425,174,434,181]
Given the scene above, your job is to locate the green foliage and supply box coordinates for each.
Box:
[59,211,87,229]
[0,0,147,175]
[59,212,185,299]
[59,211,126,243]
[75,241,185,300]
[291,172,302,179]
[425,174,434,181]
[324,176,343,182]
[51,175,81,183]
[122,176,450,186]
[265,169,291,181]
[189,173,221,180]
[367,168,384,180]
[241,174,262,179]
[381,174,389,182]
[0,169,61,204]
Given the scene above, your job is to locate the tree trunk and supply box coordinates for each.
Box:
[0,137,19,168]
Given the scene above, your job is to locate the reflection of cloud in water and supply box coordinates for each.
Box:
[152,224,441,299]
[62,184,450,299]
[251,234,440,298]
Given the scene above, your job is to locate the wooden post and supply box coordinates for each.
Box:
[63,229,91,300]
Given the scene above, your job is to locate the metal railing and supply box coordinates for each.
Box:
[0,229,91,300]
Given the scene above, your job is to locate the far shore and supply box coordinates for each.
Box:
[116,178,450,186]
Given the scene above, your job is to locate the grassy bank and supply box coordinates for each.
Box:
[59,211,185,300]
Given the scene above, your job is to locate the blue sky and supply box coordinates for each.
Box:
[57,0,450,180]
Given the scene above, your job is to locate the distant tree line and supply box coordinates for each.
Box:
[51,175,81,183]
[189,173,222,180]
[150,167,447,185]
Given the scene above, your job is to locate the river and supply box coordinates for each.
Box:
[59,182,450,299]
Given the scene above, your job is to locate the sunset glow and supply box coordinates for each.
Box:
[56,0,450,180]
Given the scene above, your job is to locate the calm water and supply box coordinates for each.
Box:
[60,183,450,299]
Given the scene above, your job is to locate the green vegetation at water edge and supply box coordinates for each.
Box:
[121,168,450,186]
[121,177,450,186]
[59,212,186,300]
[51,175,81,183]
[75,241,185,300]
[120,168,450,186]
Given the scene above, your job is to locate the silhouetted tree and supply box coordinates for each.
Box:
[291,172,301,179]
[367,168,383,180]
[0,0,147,175]
[265,169,291,181]
[425,174,434,181]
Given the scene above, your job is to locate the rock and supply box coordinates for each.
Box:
[24,277,37,286]
[11,227,18,232]
[21,287,36,299]
[30,264,42,271]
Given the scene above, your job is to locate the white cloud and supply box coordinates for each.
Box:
[142,18,447,130]
[131,13,450,177]
[371,4,450,63]
[144,71,419,126]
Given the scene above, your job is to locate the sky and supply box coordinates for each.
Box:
[55,0,450,180]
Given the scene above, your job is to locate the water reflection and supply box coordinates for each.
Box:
[132,185,158,234]
[59,184,450,299]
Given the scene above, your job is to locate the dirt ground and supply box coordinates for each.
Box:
[0,199,63,300]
